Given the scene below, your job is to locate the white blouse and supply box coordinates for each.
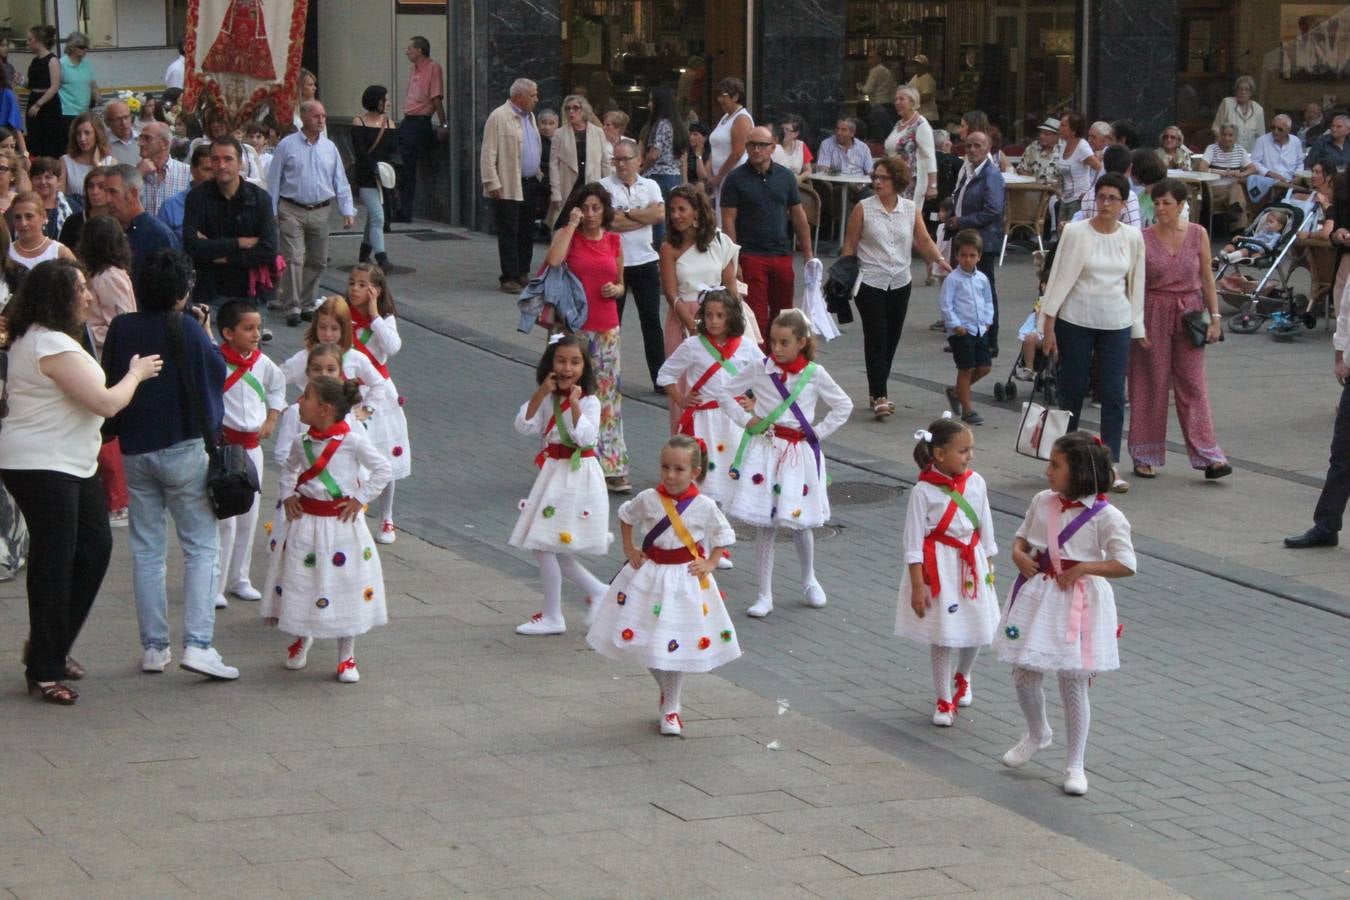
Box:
[221,351,286,432]
[716,357,854,440]
[902,475,998,565]
[514,394,601,447]
[1016,490,1136,572]
[278,425,391,505]
[280,347,395,410]
[1040,220,1146,337]
[618,490,735,552]
[856,195,915,291]
[656,333,761,391]
[673,231,739,302]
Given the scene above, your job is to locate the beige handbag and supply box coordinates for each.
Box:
[1015,401,1070,460]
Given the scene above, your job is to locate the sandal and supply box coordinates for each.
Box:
[26,677,77,706]
[22,641,85,680]
[871,397,895,420]
[1132,465,1157,479]
[606,477,632,494]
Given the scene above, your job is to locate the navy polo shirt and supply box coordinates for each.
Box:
[721,160,800,256]
[126,211,179,284]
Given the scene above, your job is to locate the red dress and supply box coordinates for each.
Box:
[202,0,277,81]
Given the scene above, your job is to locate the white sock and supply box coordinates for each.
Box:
[756,527,777,599]
[533,551,564,623]
[376,482,395,522]
[1013,666,1052,742]
[1059,672,1091,772]
[338,635,355,662]
[931,645,953,704]
[649,668,668,710]
[557,553,609,600]
[663,671,685,714]
[956,646,979,678]
[792,529,817,587]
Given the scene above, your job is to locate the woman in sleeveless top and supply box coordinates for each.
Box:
[1127,179,1229,480]
[24,27,65,159]
[59,111,115,202]
[707,77,752,210]
[351,85,395,271]
[7,192,74,276]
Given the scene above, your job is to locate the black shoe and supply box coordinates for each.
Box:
[1284,527,1338,549]
[261,328,273,343]
[300,309,314,322]
[374,252,392,271]
[358,242,372,264]
[286,313,302,327]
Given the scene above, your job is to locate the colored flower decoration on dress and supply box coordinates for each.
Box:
[363,587,374,601]
[773,484,781,495]
[393,446,404,457]
[1005,625,1020,639]
[751,473,765,485]
[616,591,627,605]
[698,636,711,650]
[559,531,573,544]
[274,585,283,596]
[332,552,346,567]
[542,506,556,518]
[263,521,272,534]
[948,603,959,614]
[621,628,634,641]
[303,552,316,568]
[702,603,708,616]
[363,547,373,560]
[316,597,330,609]
[518,499,528,510]
[667,639,679,652]
[652,603,662,616]
[720,629,732,642]
[791,509,802,518]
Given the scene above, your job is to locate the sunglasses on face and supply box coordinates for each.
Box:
[565,104,580,111]
[746,141,772,149]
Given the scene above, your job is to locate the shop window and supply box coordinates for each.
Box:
[0,0,187,49]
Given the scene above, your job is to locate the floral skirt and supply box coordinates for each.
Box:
[579,328,629,478]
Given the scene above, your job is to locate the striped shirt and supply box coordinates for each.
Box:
[1203,143,1251,171]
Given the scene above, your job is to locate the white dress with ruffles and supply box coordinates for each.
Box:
[508,395,611,555]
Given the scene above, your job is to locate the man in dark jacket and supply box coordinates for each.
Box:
[945,131,1005,355]
[182,135,279,331]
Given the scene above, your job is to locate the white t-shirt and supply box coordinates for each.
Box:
[599,174,663,268]
[164,55,185,90]
[1062,139,1096,199]
[0,326,105,477]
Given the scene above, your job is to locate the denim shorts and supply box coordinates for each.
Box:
[948,333,992,370]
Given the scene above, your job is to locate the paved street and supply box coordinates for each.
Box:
[0,220,1346,898]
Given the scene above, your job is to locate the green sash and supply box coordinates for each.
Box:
[728,362,817,476]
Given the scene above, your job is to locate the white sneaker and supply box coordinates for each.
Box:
[229,582,262,601]
[1063,768,1089,795]
[803,582,827,608]
[141,647,171,673]
[932,708,954,727]
[284,636,313,670]
[376,520,396,544]
[109,508,129,527]
[747,596,774,618]
[1109,478,1130,494]
[716,555,734,570]
[958,679,973,707]
[179,646,240,680]
[337,657,360,684]
[515,612,565,635]
[1012,365,1035,382]
[214,593,229,609]
[660,712,683,735]
[1002,732,1053,768]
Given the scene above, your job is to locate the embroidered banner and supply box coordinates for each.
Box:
[182,0,309,127]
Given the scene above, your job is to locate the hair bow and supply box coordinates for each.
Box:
[914,428,933,443]
[547,332,566,346]
[695,283,724,299]
[941,410,954,419]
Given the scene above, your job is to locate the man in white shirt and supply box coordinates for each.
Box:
[600,138,666,390]
[163,36,185,90]
[1247,115,1304,206]
[104,100,140,165]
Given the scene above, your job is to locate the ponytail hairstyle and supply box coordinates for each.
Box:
[696,289,746,338]
[349,261,397,318]
[306,341,344,373]
[664,433,708,483]
[771,308,816,361]
[912,415,971,470]
[309,375,363,421]
[1052,431,1115,499]
[305,296,354,351]
[535,332,598,395]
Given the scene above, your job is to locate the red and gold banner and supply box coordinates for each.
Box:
[182,0,308,127]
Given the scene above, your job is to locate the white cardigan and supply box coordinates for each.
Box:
[1039,219,1147,338]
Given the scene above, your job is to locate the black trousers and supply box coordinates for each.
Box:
[855,282,912,398]
[977,253,1000,355]
[615,261,666,387]
[494,180,536,283]
[1,469,111,682]
[396,115,434,219]
[1314,380,1350,532]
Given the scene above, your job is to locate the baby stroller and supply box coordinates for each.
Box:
[993,310,1057,406]
[1217,202,1315,338]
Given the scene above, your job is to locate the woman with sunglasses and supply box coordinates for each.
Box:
[548,95,609,228]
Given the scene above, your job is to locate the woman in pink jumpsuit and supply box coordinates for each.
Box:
[1128,179,1231,479]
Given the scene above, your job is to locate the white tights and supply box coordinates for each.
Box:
[929,646,981,703]
[533,550,608,624]
[648,668,685,715]
[375,483,395,523]
[338,636,355,662]
[1011,666,1091,771]
[755,527,818,599]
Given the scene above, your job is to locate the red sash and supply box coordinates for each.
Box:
[221,426,260,449]
[220,344,259,393]
[677,336,741,436]
[918,469,982,600]
[299,497,349,516]
[645,545,697,565]
[349,307,392,379]
[295,422,349,489]
[536,443,597,465]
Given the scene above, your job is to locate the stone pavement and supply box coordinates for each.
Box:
[0,468,1180,898]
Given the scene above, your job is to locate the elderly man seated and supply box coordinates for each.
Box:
[1247,114,1303,207]
[1197,124,1256,230]
[816,116,873,175]
[1017,117,1065,185]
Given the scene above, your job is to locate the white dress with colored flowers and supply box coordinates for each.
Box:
[655,334,761,504]
[349,315,411,480]
[894,475,1000,648]
[281,347,405,477]
[261,426,392,639]
[509,395,611,555]
[586,489,740,672]
[993,490,1135,673]
[714,358,854,529]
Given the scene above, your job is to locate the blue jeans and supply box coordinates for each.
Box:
[1054,319,1131,461]
[359,186,386,254]
[123,439,219,650]
[648,172,681,247]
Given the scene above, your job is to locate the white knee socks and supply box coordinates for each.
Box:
[533,551,564,624]
[956,647,979,678]
[756,527,777,600]
[338,635,355,662]
[556,554,608,601]
[1012,666,1052,743]
[930,645,954,705]
[1058,672,1091,772]
[648,668,685,715]
[376,482,395,523]
[791,529,817,587]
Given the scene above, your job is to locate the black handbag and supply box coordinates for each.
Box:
[165,312,259,519]
[1181,309,1222,348]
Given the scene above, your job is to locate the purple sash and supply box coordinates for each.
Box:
[768,370,822,475]
[1008,499,1107,608]
[642,495,697,552]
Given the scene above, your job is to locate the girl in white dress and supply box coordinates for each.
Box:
[510,334,611,635]
[895,415,999,726]
[345,263,410,542]
[587,435,738,736]
[994,432,1135,797]
[262,376,392,684]
[656,290,759,508]
[716,310,853,618]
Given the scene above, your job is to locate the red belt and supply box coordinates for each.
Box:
[541,443,596,460]
[645,545,698,565]
[676,400,720,436]
[773,425,803,443]
[298,496,350,516]
[221,427,260,449]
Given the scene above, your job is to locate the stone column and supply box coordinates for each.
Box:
[756,0,847,147]
[1086,0,1178,144]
